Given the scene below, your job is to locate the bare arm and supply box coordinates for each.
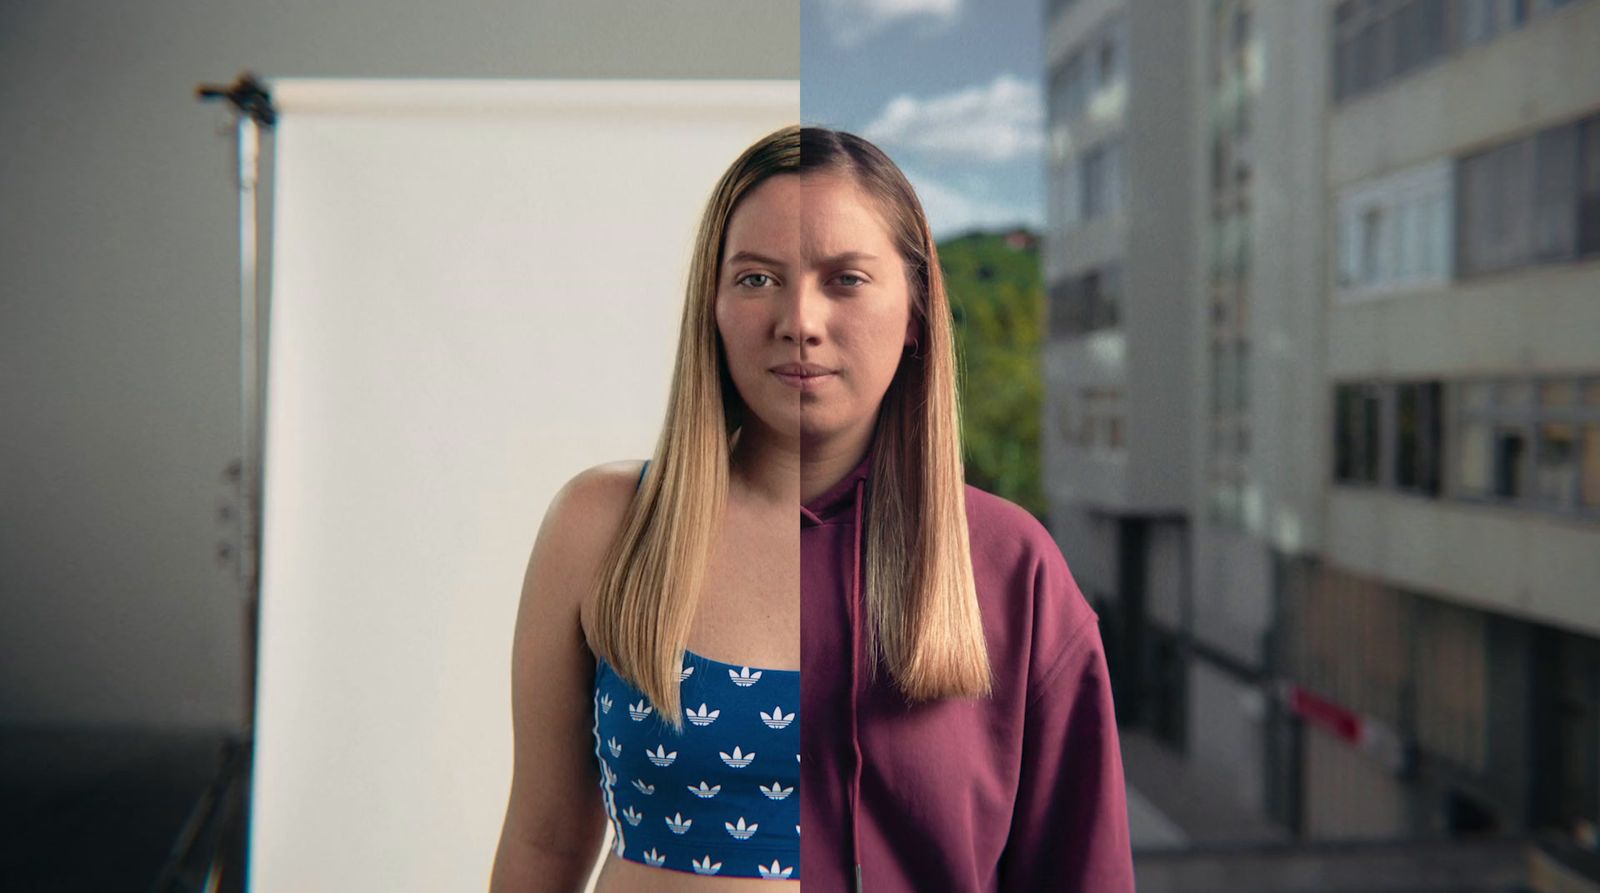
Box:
[490,466,635,892]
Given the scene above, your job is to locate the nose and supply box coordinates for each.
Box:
[774,275,824,348]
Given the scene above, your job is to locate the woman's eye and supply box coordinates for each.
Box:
[737,273,773,288]
[836,273,866,287]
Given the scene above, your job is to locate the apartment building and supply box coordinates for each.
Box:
[1041,0,1203,755]
[1044,0,1600,855]
[1295,0,1600,844]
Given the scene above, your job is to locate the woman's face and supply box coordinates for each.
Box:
[715,171,915,451]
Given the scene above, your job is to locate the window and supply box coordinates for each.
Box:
[1336,0,1570,104]
[1579,113,1600,256]
[1335,382,1383,484]
[1053,156,1081,228]
[1337,159,1452,296]
[1361,206,1384,284]
[1533,123,1579,261]
[1106,140,1124,215]
[1457,136,1536,276]
[1454,378,1536,504]
[1458,112,1600,276]
[1048,275,1082,338]
[1099,265,1123,329]
[1393,0,1448,77]
[1232,4,1252,54]
[1047,54,1078,125]
[1234,342,1251,418]
[1064,50,1087,121]
[1080,146,1101,219]
[1048,265,1121,338]
[1048,48,1094,126]
[1081,142,1122,220]
[1076,387,1125,451]
[1213,342,1235,413]
[1334,1,1359,100]
[1458,0,1500,46]
[1395,381,1443,495]
[1531,378,1600,512]
[1097,21,1123,93]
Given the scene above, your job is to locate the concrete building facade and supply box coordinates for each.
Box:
[1041,0,1203,755]
[1045,0,1600,861]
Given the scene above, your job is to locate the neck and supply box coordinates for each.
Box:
[800,426,875,506]
[729,423,801,510]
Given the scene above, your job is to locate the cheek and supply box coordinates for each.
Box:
[838,320,905,388]
[715,300,751,357]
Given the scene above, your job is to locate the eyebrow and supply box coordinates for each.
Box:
[723,250,881,268]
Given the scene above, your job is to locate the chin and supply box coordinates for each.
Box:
[743,407,800,442]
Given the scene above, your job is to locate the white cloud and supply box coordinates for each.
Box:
[818,0,964,49]
[899,165,1041,241]
[859,73,1044,163]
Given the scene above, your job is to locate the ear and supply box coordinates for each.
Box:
[904,314,922,347]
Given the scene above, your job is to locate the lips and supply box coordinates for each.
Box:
[770,363,835,377]
[770,363,837,391]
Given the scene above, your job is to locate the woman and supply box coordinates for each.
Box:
[795,127,1136,891]
[490,125,806,891]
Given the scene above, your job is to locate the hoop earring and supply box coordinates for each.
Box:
[905,336,921,358]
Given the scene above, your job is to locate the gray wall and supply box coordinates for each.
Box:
[0,0,797,731]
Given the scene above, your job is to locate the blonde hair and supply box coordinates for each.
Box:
[801,126,992,702]
[588,125,797,731]
[590,123,992,733]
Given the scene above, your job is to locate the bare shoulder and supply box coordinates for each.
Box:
[538,460,649,643]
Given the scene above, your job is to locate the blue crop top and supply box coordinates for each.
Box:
[590,460,800,880]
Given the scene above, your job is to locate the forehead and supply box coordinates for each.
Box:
[722,173,896,264]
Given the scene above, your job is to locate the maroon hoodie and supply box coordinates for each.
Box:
[799,445,1136,892]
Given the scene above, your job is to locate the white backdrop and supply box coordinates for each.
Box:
[249,78,797,892]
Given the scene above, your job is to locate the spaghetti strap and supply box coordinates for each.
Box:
[636,459,649,492]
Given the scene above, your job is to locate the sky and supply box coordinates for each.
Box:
[800,0,1047,241]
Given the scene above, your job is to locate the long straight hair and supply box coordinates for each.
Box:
[800,127,993,702]
[588,125,798,732]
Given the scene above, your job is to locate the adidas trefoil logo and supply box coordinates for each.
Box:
[719,745,754,768]
[758,859,794,879]
[598,692,612,713]
[729,666,763,686]
[687,781,721,798]
[760,705,794,729]
[664,812,693,834]
[678,663,695,682]
[628,699,654,721]
[691,855,722,875]
[686,703,720,726]
[606,737,621,758]
[645,745,678,767]
[621,805,643,826]
[631,779,655,795]
[759,781,793,800]
[642,847,666,866]
[724,816,759,839]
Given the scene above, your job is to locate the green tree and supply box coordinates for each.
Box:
[937,228,1045,519]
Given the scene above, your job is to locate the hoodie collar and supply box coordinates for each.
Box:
[800,445,875,526]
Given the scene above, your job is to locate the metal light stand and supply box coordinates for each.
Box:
[151,71,277,893]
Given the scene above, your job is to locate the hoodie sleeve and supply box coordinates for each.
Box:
[995,578,1136,891]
